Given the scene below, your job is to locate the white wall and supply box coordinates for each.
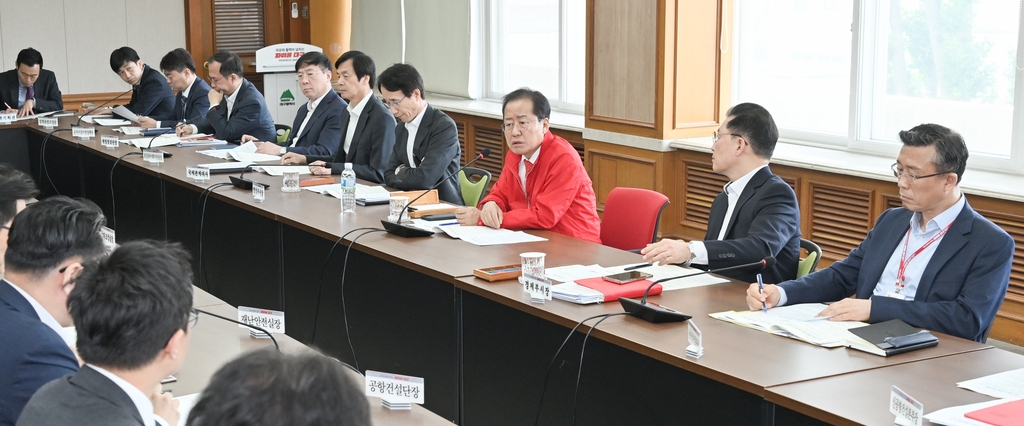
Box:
[351,0,480,99]
[0,0,185,95]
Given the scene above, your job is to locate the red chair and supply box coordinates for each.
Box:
[600,187,670,251]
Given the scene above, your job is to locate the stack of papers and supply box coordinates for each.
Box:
[125,134,180,148]
[550,282,605,304]
[198,143,281,162]
[710,304,866,347]
[546,263,729,305]
[423,223,547,246]
[958,367,1024,399]
[93,118,131,126]
[355,184,391,205]
[5,110,59,122]
[255,166,312,176]
[119,126,143,135]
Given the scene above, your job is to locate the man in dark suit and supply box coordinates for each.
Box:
[0,197,107,426]
[749,124,1014,342]
[642,103,800,283]
[0,48,63,117]
[378,64,462,204]
[18,240,194,426]
[109,46,175,119]
[245,51,344,157]
[137,48,211,129]
[177,50,275,142]
[0,164,37,278]
[283,51,396,184]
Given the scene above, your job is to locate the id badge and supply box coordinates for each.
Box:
[886,292,906,300]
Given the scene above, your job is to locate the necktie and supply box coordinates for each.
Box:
[181,96,188,120]
[524,160,535,179]
[25,86,33,100]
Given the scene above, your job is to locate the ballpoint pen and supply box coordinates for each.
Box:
[757,273,767,313]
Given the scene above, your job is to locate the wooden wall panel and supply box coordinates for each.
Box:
[587,149,659,207]
[672,0,723,132]
[589,0,657,128]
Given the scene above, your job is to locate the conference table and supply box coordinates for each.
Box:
[182,286,454,426]
[0,117,1013,425]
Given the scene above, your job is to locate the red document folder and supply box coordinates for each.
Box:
[575,277,663,302]
[964,398,1024,426]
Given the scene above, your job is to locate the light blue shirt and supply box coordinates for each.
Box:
[778,195,966,306]
[17,85,28,108]
[872,195,966,300]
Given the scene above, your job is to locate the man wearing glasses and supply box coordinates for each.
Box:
[177,50,276,142]
[379,63,463,205]
[245,51,345,157]
[748,123,1014,342]
[19,240,196,426]
[0,197,106,426]
[641,103,801,283]
[455,88,601,243]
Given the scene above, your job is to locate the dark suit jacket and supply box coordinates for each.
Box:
[123,64,174,119]
[780,201,1014,342]
[384,104,462,204]
[0,281,79,426]
[194,78,276,142]
[17,365,143,426]
[283,89,345,157]
[307,94,396,184]
[703,166,800,283]
[166,76,212,126]
[0,69,63,113]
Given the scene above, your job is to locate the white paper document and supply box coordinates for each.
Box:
[80,114,113,124]
[602,264,728,290]
[93,118,131,126]
[126,135,180,148]
[111,105,139,122]
[923,398,1015,426]
[11,110,59,122]
[119,126,143,135]
[174,393,201,426]
[198,162,254,171]
[196,143,280,162]
[957,367,1024,399]
[551,282,605,304]
[436,224,547,246]
[710,304,865,347]
[256,165,312,176]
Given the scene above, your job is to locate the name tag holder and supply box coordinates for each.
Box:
[101,135,119,150]
[686,320,704,358]
[142,149,164,166]
[521,274,552,303]
[186,165,211,183]
[38,116,58,129]
[365,370,425,410]
[253,182,266,203]
[890,385,923,426]
[72,126,96,140]
[100,226,117,252]
[0,112,15,124]
[237,306,285,337]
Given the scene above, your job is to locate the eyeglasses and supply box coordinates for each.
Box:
[712,132,741,144]
[891,163,948,184]
[383,95,407,110]
[295,68,324,82]
[502,119,541,133]
[0,225,8,230]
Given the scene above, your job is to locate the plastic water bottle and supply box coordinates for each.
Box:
[341,163,356,213]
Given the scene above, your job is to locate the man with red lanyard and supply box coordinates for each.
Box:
[454,88,601,243]
[746,123,1013,342]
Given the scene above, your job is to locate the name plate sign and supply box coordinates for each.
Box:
[237,306,285,334]
[186,166,210,183]
[253,182,266,202]
[101,135,119,150]
[38,116,58,128]
[890,386,923,426]
[142,149,164,165]
[521,274,552,303]
[100,226,117,251]
[365,370,425,406]
[72,126,96,139]
[0,113,15,124]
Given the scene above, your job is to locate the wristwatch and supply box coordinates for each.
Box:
[279,146,287,155]
[684,241,696,266]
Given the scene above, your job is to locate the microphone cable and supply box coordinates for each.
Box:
[194,307,280,352]
[336,228,386,372]
[197,182,234,290]
[572,312,629,426]
[310,227,384,345]
[39,128,72,195]
[108,151,143,230]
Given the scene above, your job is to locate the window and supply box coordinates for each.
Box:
[734,0,1022,171]
[487,0,586,113]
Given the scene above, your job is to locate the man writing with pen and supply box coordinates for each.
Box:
[137,49,211,130]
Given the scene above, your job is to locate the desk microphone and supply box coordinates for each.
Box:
[193,308,280,351]
[381,149,491,238]
[75,88,133,126]
[619,257,776,323]
[229,165,271,190]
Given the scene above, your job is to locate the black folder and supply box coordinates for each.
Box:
[847,319,938,356]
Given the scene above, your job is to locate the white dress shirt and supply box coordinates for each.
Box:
[402,104,429,169]
[344,90,373,154]
[290,89,330,147]
[189,84,241,135]
[518,146,542,194]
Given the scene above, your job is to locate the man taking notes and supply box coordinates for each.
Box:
[455,88,601,243]
[0,197,106,426]
[137,48,211,129]
[747,124,1014,342]
[177,50,275,142]
[18,240,195,426]
[283,50,397,184]
[379,63,463,205]
[0,48,63,117]
[641,103,800,283]
[109,46,175,120]
[244,51,344,157]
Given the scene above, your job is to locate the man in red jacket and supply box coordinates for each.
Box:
[455,88,601,243]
